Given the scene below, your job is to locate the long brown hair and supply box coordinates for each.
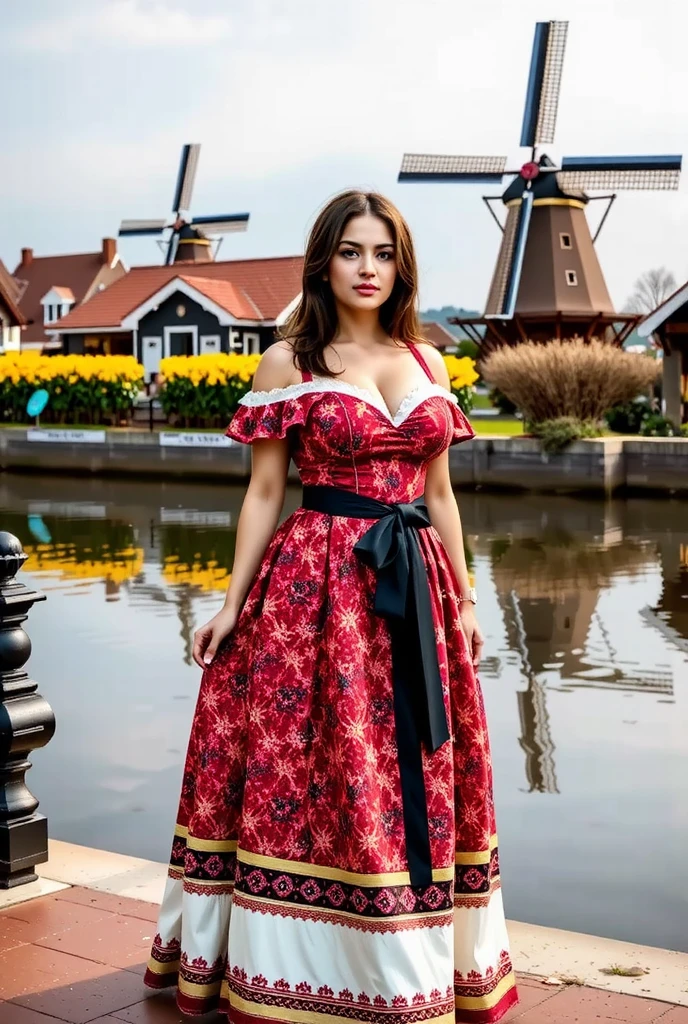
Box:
[280,190,428,377]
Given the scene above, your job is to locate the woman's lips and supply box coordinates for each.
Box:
[354,285,379,294]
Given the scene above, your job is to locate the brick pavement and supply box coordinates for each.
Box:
[1,888,686,1024]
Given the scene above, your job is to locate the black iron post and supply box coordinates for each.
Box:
[0,531,55,888]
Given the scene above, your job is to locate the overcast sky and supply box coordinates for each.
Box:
[3,0,687,310]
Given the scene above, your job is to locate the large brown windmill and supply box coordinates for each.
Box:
[398,21,682,357]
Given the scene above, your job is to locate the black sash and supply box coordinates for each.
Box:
[301,484,450,887]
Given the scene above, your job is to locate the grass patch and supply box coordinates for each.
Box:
[469,419,525,436]
[600,965,649,977]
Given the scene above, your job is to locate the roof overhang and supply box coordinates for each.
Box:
[275,292,302,327]
[46,325,132,336]
[41,286,76,304]
[121,276,262,330]
[637,282,688,337]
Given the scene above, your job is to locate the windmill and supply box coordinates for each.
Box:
[118,144,249,265]
[398,21,682,356]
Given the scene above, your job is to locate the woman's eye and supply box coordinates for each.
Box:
[340,249,358,258]
[378,251,393,261]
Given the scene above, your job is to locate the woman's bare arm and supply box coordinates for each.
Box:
[193,342,299,666]
[420,346,483,668]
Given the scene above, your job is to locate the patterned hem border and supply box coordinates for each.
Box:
[454,879,501,909]
[233,890,453,934]
[225,977,455,1024]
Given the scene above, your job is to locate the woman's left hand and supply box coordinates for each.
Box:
[459,604,484,670]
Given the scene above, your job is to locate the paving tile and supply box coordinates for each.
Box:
[51,888,160,923]
[0,897,113,942]
[0,945,111,1000]
[0,915,34,952]
[10,970,156,1024]
[654,1010,688,1024]
[35,914,154,971]
[502,980,563,1020]
[511,984,672,1022]
[551,986,671,1021]
[0,1003,70,1023]
[110,990,223,1022]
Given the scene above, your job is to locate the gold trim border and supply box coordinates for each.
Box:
[454,971,517,1011]
[238,847,453,886]
[173,826,498,882]
[174,824,238,853]
[225,987,455,1024]
[146,957,180,976]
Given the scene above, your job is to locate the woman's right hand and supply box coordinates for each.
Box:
[192,606,239,670]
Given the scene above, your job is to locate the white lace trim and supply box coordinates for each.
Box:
[238,376,458,427]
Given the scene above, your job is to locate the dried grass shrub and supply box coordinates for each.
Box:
[481,338,660,424]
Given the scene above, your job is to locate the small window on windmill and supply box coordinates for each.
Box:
[565,270,578,286]
[560,232,572,250]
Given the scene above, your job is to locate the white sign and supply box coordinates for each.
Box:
[160,508,231,526]
[159,432,233,448]
[27,429,106,444]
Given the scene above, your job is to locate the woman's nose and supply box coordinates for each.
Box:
[359,255,375,276]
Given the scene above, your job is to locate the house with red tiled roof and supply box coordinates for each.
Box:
[12,238,127,350]
[49,256,304,381]
[0,259,26,353]
[421,321,459,350]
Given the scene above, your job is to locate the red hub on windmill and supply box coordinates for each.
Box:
[520,162,540,180]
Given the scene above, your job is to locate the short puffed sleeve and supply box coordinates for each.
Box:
[447,400,476,446]
[225,387,311,444]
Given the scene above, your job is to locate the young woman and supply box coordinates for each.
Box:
[144,191,518,1022]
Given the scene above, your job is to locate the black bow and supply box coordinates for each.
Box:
[301,485,451,887]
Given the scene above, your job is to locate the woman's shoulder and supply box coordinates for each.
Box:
[413,341,451,389]
[251,339,302,393]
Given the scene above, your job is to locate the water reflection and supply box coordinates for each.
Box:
[0,477,686,950]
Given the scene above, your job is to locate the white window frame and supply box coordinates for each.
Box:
[560,232,572,250]
[243,331,261,356]
[163,324,198,358]
[565,270,578,286]
[200,334,222,354]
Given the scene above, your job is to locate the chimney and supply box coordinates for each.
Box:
[21,248,33,268]
[101,238,117,266]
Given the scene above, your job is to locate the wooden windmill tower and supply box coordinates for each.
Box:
[399,21,682,357]
[118,144,250,265]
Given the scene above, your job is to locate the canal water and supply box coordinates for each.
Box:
[0,474,686,953]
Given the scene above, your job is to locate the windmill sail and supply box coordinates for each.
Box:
[485,192,534,319]
[520,21,568,148]
[398,154,507,183]
[558,154,682,191]
[172,144,201,214]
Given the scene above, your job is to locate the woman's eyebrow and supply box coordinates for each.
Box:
[339,240,395,248]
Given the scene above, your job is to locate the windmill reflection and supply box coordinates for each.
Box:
[487,532,662,794]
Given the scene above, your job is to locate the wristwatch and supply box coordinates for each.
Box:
[459,587,477,605]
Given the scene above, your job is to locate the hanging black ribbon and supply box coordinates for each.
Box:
[301,484,450,887]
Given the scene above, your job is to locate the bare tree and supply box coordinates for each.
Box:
[625,267,677,314]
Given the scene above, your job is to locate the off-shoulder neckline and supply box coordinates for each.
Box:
[237,376,459,428]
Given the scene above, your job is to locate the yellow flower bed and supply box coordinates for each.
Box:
[162,556,232,592]
[158,353,261,427]
[23,543,144,584]
[0,352,144,424]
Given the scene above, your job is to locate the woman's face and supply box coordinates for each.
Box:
[326,214,397,314]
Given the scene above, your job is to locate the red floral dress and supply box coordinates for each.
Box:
[145,342,518,1023]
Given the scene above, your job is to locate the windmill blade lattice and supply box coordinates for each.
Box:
[118,219,167,237]
[557,154,682,191]
[191,214,250,235]
[486,192,534,319]
[399,154,507,183]
[520,21,568,148]
[172,144,201,214]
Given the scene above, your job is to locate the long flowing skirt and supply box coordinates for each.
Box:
[144,508,518,1022]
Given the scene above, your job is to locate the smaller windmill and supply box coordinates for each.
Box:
[398,21,682,355]
[119,144,249,265]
